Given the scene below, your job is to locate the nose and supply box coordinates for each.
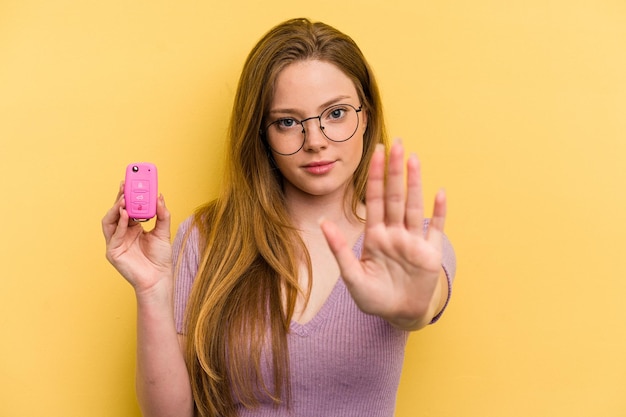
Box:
[301,117,327,151]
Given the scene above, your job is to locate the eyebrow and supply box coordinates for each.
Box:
[268,95,354,116]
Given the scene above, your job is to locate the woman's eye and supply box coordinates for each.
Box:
[327,108,346,120]
[277,118,297,129]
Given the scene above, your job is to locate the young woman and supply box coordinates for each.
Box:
[102,18,456,417]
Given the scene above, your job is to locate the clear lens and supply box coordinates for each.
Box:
[320,104,359,142]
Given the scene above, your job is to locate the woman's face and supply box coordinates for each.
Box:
[266,59,367,201]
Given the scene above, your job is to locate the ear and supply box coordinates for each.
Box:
[361,107,368,132]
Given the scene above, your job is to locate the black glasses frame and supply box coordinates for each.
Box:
[261,103,363,156]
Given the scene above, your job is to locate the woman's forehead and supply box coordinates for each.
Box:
[270,60,359,114]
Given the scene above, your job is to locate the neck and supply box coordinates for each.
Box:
[284,185,364,234]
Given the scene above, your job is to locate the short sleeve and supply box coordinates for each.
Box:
[430,232,456,324]
[172,215,201,334]
[422,219,457,324]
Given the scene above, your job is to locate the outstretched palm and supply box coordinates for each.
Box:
[321,140,446,330]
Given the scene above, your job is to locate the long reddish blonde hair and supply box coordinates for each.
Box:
[182,18,389,417]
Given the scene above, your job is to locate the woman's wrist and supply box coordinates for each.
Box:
[134,275,174,308]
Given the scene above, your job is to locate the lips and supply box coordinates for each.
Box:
[302,160,336,175]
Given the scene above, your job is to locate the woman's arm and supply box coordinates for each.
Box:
[102,186,194,417]
[134,281,194,417]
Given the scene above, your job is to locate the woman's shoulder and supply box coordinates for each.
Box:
[172,211,208,268]
[173,214,199,247]
[173,202,217,247]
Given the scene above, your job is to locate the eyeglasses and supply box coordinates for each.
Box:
[262,103,362,156]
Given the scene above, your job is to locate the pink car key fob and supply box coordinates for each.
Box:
[124,162,158,221]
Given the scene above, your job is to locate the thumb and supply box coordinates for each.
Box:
[319,219,363,285]
[152,194,171,240]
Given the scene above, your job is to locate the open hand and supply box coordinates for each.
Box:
[101,183,173,296]
[320,140,447,330]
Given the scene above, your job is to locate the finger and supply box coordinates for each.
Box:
[384,139,405,225]
[152,194,171,241]
[110,203,132,244]
[102,194,125,242]
[365,144,386,229]
[319,219,364,287]
[114,181,124,204]
[426,189,447,244]
[405,153,425,234]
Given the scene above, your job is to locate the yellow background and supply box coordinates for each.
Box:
[1,1,625,416]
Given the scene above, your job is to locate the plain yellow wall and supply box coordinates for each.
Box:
[1,1,625,416]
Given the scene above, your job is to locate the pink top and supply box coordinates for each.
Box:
[173,216,456,416]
